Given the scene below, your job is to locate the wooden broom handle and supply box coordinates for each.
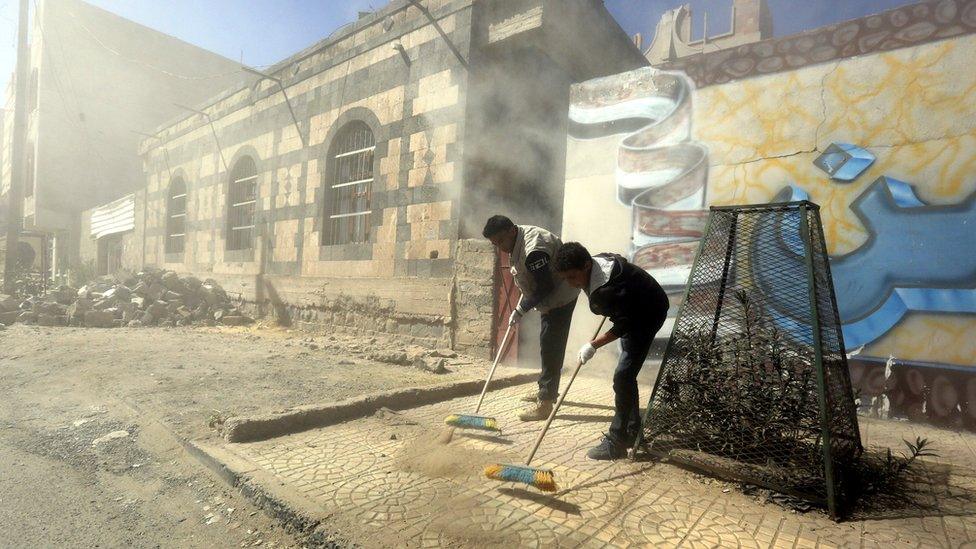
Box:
[474,321,516,415]
[525,316,607,466]
[473,292,522,415]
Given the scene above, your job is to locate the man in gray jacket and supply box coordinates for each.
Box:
[483,215,579,421]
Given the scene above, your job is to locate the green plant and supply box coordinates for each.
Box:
[646,290,836,488]
[854,437,938,496]
[207,409,229,430]
[68,259,98,288]
[891,437,937,474]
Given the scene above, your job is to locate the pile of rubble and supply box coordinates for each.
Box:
[366,344,460,374]
[0,269,255,329]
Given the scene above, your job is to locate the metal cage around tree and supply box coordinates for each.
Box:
[637,201,862,519]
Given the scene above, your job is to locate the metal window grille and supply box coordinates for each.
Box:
[165,177,187,254]
[227,157,257,251]
[638,201,862,519]
[323,121,374,246]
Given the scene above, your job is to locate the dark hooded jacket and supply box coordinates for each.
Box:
[586,253,669,339]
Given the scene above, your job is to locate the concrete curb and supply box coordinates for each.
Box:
[187,440,347,548]
[222,369,537,443]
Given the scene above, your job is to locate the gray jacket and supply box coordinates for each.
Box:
[510,225,579,313]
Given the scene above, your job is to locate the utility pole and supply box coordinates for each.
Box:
[3,0,30,294]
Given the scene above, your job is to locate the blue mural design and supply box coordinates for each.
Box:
[770,178,976,348]
[813,143,876,182]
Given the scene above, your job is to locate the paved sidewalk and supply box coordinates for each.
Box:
[219,378,976,548]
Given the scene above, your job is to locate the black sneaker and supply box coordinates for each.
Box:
[586,434,627,460]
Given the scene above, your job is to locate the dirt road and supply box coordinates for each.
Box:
[0,323,489,548]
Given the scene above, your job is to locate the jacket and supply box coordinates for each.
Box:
[510,225,579,313]
[587,253,669,338]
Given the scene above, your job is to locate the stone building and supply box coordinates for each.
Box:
[0,0,251,281]
[131,0,645,355]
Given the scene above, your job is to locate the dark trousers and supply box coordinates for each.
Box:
[537,299,576,401]
[609,311,667,445]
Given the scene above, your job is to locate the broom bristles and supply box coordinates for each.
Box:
[484,463,557,492]
[444,414,500,432]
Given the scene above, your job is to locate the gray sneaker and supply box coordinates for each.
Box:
[587,434,628,460]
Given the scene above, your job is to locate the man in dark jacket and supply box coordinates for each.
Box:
[553,241,669,460]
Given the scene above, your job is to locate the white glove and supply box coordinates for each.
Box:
[578,342,597,364]
[508,308,523,326]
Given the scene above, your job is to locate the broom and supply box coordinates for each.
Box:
[440,314,518,442]
[484,317,607,492]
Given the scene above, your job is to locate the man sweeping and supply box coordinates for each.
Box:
[552,242,669,460]
[482,215,579,421]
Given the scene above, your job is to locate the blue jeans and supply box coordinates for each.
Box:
[609,311,667,445]
[536,299,577,401]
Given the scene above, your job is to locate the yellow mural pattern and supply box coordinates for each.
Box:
[692,35,976,368]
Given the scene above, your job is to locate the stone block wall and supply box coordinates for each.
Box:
[451,238,496,358]
[138,0,478,348]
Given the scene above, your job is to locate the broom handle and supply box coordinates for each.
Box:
[474,300,520,415]
[525,316,607,466]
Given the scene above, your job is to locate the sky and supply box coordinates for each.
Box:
[0,0,920,97]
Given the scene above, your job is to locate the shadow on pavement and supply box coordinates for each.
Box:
[555,413,614,423]
[559,401,615,411]
[458,432,515,445]
[498,487,583,516]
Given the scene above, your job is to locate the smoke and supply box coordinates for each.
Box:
[460,41,572,238]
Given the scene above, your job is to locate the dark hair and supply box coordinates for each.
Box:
[554,242,592,272]
[482,215,516,239]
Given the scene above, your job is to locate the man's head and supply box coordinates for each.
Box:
[553,241,592,289]
[482,215,518,253]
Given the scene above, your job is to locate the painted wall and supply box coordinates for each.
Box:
[564,6,976,427]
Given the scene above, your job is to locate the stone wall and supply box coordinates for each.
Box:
[139,0,475,347]
[451,238,496,358]
[134,0,645,354]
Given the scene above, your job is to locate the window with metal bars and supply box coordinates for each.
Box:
[166,176,187,254]
[226,156,257,251]
[323,121,374,246]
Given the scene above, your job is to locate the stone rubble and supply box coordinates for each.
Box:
[0,268,254,329]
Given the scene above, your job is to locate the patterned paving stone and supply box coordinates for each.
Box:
[223,377,976,548]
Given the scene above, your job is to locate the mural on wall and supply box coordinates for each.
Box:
[564,22,976,427]
[659,0,976,88]
[771,174,976,350]
[568,67,708,294]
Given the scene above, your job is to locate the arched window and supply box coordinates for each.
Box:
[165,176,187,254]
[226,156,257,251]
[24,145,34,198]
[323,121,374,245]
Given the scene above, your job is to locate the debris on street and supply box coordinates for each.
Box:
[0,268,254,329]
